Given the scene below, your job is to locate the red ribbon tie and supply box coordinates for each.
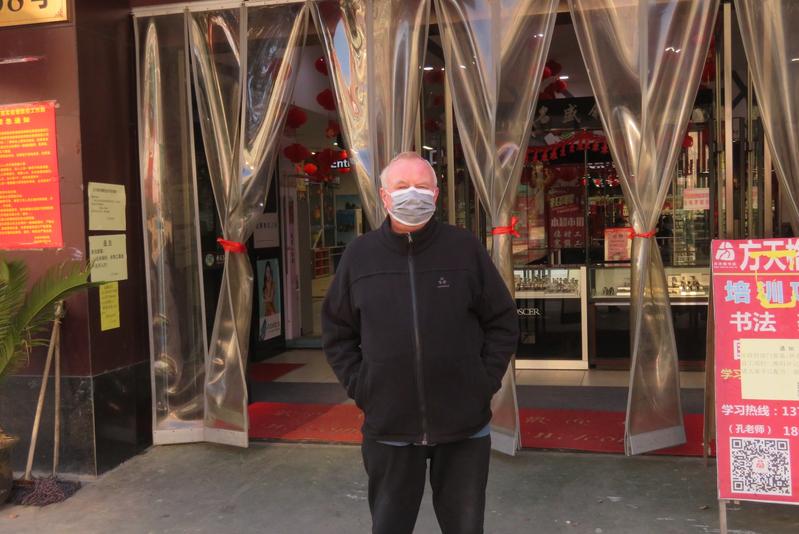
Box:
[628,228,656,239]
[217,237,247,254]
[492,216,521,238]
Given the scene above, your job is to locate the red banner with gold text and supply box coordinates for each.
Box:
[0,101,63,249]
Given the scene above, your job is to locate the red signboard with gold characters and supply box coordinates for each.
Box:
[0,101,63,249]
[712,238,799,504]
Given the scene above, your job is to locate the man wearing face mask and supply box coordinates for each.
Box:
[322,152,518,534]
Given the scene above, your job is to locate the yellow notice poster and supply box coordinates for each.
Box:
[89,234,127,282]
[0,0,68,28]
[99,282,120,331]
[88,182,126,231]
[740,338,799,401]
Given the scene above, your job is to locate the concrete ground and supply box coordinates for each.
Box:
[1,443,798,534]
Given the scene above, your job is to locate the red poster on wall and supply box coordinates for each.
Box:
[546,165,584,250]
[712,238,799,504]
[0,101,63,249]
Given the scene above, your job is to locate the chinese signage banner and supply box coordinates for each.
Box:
[546,165,584,250]
[0,101,63,249]
[0,0,68,28]
[684,187,710,211]
[712,239,799,504]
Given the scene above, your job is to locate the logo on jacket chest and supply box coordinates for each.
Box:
[436,276,450,289]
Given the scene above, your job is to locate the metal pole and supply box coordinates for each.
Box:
[445,71,456,226]
[719,499,728,534]
[723,3,734,239]
[745,67,754,237]
[764,144,773,237]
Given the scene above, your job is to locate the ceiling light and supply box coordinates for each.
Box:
[0,55,43,65]
[422,145,434,150]
[423,66,434,71]
[559,75,569,80]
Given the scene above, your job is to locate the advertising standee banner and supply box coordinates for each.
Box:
[257,258,282,341]
[712,238,799,504]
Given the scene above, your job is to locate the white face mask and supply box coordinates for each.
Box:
[387,186,436,227]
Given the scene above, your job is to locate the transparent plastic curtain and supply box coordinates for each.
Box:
[136,14,207,441]
[189,4,308,443]
[310,0,430,228]
[435,0,558,454]
[735,1,799,227]
[569,0,718,454]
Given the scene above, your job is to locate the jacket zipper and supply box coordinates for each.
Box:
[407,232,429,445]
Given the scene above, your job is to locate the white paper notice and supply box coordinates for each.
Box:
[88,182,126,231]
[740,338,799,401]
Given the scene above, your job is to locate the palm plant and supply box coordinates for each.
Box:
[0,258,92,388]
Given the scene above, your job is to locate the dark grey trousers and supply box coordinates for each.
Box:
[361,435,491,534]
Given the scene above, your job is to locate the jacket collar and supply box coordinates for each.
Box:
[378,216,440,255]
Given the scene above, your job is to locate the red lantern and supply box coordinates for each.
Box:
[285,105,307,129]
[283,143,311,163]
[682,134,694,149]
[303,162,318,175]
[542,66,553,80]
[339,150,348,159]
[316,88,336,111]
[569,142,576,153]
[324,120,340,139]
[314,56,328,76]
[339,166,351,174]
[554,79,568,93]
[545,60,562,77]
[316,147,337,170]
[601,143,609,154]
[559,145,566,157]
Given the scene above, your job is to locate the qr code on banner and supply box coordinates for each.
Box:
[730,438,792,496]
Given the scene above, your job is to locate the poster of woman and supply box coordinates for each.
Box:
[257,258,282,341]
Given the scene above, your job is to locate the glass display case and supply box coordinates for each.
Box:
[590,265,710,299]
[513,266,588,369]
[589,265,708,369]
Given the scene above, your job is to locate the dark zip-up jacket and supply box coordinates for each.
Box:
[321,217,518,444]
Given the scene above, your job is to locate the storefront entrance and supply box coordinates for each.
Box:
[133,1,792,453]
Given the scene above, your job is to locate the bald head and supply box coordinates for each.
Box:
[379,152,437,191]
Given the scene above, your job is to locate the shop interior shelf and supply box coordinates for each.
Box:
[515,291,581,300]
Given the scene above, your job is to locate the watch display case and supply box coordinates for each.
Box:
[513,266,588,369]
[589,264,709,368]
[514,267,582,299]
[590,265,710,300]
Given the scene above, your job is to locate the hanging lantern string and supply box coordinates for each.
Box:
[492,216,521,238]
[526,131,609,164]
[217,237,248,254]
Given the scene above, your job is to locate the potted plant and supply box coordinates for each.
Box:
[0,258,91,503]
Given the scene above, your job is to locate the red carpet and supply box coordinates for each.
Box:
[248,362,304,383]
[249,402,362,443]
[248,402,712,456]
